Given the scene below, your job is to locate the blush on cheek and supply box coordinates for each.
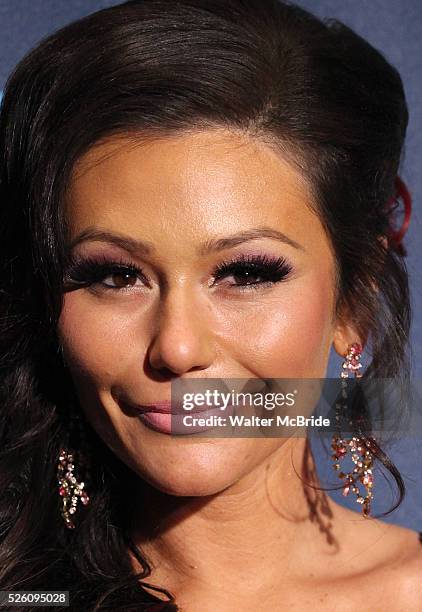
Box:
[234,276,333,379]
[58,293,135,383]
[283,276,334,376]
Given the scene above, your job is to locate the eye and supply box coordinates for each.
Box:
[211,254,293,291]
[101,269,143,289]
[63,255,150,293]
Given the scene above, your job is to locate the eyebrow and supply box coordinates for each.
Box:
[68,226,304,256]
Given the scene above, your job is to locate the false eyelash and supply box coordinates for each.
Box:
[62,252,293,293]
[212,253,293,287]
[63,254,147,290]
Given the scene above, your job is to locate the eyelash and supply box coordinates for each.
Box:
[62,253,293,294]
[212,254,292,291]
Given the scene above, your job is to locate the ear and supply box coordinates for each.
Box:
[332,305,365,359]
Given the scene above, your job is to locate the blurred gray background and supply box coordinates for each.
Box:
[0,0,420,529]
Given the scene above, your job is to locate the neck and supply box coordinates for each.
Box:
[127,438,349,598]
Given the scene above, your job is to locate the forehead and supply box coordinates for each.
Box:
[64,128,328,255]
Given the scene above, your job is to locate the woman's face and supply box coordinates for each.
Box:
[57,128,342,496]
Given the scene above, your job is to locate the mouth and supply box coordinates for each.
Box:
[119,399,235,435]
[117,378,269,435]
[121,378,269,417]
[137,407,233,435]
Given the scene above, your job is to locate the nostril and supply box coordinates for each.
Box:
[158,366,178,380]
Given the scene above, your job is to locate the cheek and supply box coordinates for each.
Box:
[57,293,145,384]
[231,274,334,377]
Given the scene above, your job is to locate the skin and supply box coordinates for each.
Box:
[57,128,422,610]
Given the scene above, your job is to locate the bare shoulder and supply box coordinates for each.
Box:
[373,523,422,610]
[332,508,422,611]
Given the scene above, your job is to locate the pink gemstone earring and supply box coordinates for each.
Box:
[57,448,90,529]
[331,342,374,517]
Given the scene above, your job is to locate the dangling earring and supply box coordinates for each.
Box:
[57,409,91,529]
[331,342,374,517]
[57,447,90,529]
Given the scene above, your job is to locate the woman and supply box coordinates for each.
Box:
[0,0,420,609]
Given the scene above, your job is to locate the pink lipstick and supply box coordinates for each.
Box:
[129,400,234,435]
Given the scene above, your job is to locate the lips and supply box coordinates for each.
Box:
[136,403,237,435]
[121,380,269,416]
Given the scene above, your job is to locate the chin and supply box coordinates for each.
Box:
[128,452,242,498]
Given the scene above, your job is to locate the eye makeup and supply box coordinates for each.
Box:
[62,251,294,294]
[63,254,150,292]
[210,253,293,291]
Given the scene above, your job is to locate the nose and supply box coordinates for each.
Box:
[147,287,216,376]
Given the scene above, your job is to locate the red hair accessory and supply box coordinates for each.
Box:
[384,176,412,256]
